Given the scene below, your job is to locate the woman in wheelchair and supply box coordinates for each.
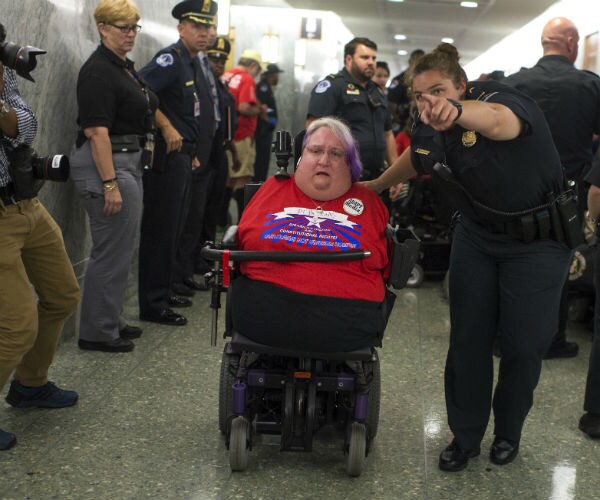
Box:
[230,117,393,353]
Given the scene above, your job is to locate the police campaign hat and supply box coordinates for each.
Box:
[172,0,218,26]
[263,63,284,75]
[207,36,231,60]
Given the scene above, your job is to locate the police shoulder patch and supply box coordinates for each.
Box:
[156,53,174,67]
[315,80,331,94]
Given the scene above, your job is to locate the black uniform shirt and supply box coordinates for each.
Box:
[255,79,277,136]
[410,80,564,222]
[504,55,600,178]
[584,149,600,187]
[307,68,391,172]
[216,79,237,144]
[77,43,158,135]
[139,39,201,142]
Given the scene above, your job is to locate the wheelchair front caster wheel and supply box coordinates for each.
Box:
[229,416,249,471]
[346,421,367,477]
[406,263,424,288]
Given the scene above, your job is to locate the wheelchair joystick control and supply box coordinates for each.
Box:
[273,130,292,179]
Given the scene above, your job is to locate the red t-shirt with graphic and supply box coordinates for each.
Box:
[222,67,257,140]
[238,176,390,301]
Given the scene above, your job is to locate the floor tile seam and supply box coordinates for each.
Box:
[415,292,433,492]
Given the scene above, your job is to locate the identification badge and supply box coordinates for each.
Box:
[462,130,477,147]
[194,101,200,117]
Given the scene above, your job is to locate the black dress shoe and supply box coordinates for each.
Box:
[168,294,193,308]
[439,439,480,472]
[78,337,134,352]
[543,341,579,359]
[119,325,143,340]
[140,308,187,326]
[579,412,600,438]
[183,276,208,291]
[171,282,195,297]
[490,437,519,465]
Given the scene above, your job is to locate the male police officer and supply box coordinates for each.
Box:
[0,26,80,449]
[504,17,600,358]
[254,63,283,182]
[137,0,211,325]
[307,37,397,180]
[171,0,219,296]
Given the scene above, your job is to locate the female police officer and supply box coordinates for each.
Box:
[366,44,573,471]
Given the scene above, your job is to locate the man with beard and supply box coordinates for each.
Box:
[306,37,397,180]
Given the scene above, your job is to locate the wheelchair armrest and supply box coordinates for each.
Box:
[386,225,421,290]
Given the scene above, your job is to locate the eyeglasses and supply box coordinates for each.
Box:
[109,24,142,34]
[305,145,346,162]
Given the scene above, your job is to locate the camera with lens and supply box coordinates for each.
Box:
[7,145,70,199]
[0,23,46,81]
[31,153,70,182]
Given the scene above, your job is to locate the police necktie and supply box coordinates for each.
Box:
[201,55,221,126]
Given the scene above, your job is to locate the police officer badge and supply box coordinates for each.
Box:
[346,83,360,95]
[462,130,477,148]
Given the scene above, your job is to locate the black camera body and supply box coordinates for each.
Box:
[7,144,70,199]
[0,41,46,82]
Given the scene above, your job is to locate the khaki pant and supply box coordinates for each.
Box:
[0,198,80,388]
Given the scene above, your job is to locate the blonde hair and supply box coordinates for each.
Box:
[94,0,140,25]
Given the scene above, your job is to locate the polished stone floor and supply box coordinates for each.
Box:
[0,279,597,500]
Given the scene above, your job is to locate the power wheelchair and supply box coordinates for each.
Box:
[200,132,420,477]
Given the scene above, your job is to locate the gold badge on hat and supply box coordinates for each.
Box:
[462,130,477,148]
[201,0,211,13]
[217,38,224,49]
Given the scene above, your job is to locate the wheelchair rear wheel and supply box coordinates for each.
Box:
[346,421,367,477]
[229,416,250,471]
[406,263,425,288]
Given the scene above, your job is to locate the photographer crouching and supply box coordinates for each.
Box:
[0,23,80,450]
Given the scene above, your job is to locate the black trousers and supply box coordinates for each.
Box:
[584,241,600,412]
[253,129,273,182]
[446,217,571,449]
[173,166,215,283]
[138,152,192,315]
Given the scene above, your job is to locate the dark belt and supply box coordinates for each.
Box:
[0,182,22,205]
[475,209,553,243]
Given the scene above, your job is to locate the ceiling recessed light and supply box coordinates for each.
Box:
[397,50,408,55]
[441,37,454,43]
[460,1,478,7]
[394,34,407,40]
[388,0,404,2]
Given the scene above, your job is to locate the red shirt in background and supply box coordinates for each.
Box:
[222,67,257,140]
[395,131,411,156]
[238,176,390,301]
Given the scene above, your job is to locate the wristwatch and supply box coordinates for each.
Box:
[0,99,9,119]
[447,98,462,121]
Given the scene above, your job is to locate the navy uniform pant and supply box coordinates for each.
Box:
[446,217,572,449]
[173,165,214,283]
[138,152,192,315]
[584,241,600,413]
